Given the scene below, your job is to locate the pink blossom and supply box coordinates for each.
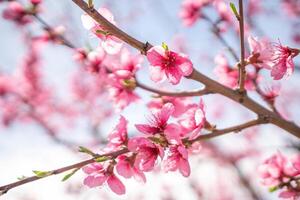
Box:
[213,0,233,23]
[214,54,255,90]
[2,2,32,25]
[178,99,206,139]
[106,49,141,110]
[247,36,274,69]
[116,155,146,182]
[147,96,191,118]
[270,43,299,80]
[179,0,208,26]
[146,45,193,85]
[279,190,300,199]
[162,145,191,177]
[135,103,182,145]
[258,152,300,187]
[107,116,128,150]
[83,163,125,195]
[81,7,123,54]
[128,137,164,172]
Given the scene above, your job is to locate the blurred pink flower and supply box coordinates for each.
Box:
[81,7,123,54]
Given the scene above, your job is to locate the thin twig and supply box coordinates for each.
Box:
[136,81,211,97]
[0,148,129,195]
[238,0,246,93]
[187,118,265,144]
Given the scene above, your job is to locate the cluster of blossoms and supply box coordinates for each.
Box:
[258,152,300,199]
[213,36,299,90]
[0,38,72,127]
[2,0,42,25]
[179,0,233,29]
[83,100,207,195]
[247,36,299,80]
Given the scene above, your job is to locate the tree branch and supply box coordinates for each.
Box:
[238,0,246,93]
[187,118,265,144]
[136,80,211,97]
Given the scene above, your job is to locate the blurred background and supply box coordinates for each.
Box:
[0,0,300,199]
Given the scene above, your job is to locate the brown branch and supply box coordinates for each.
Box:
[187,118,265,144]
[0,148,129,195]
[136,80,211,97]
[238,0,246,93]
[70,0,300,138]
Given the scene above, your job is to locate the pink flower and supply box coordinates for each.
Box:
[116,155,146,182]
[2,2,32,25]
[107,116,128,150]
[179,0,207,26]
[247,36,274,69]
[258,152,300,187]
[83,163,125,195]
[81,7,123,54]
[146,45,193,85]
[128,137,164,172]
[214,54,255,90]
[135,103,182,145]
[270,43,299,80]
[213,0,233,23]
[106,50,141,110]
[162,145,191,177]
[279,190,300,199]
[178,99,206,139]
[147,96,191,118]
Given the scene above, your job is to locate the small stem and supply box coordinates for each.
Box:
[187,118,265,144]
[238,0,246,93]
[33,14,75,49]
[0,148,129,194]
[136,81,211,97]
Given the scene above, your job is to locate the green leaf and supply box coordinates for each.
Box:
[269,186,278,192]
[229,2,240,20]
[94,156,110,162]
[33,170,52,178]
[78,146,96,156]
[162,42,169,51]
[62,168,80,182]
